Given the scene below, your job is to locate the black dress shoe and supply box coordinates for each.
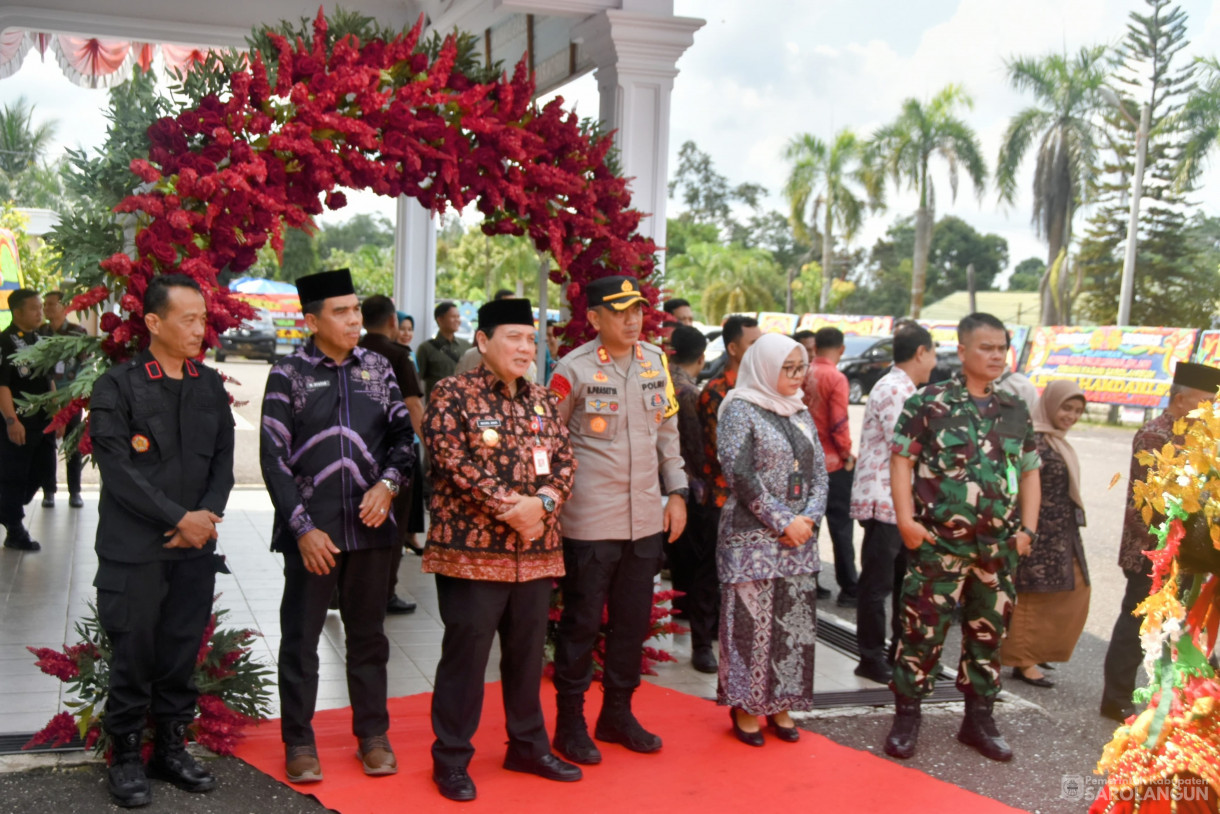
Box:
[3,528,40,551]
[815,585,832,600]
[41,495,55,508]
[836,592,858,608]
[69,493,84,508]
[1038,662,1055,671]
[691,646,718,674]
[1099,701,1136,723]
[386,595,417,614]
[433,767,477,801]
[1012,667,1055,688]
[729,708,764,747]
[503,752,582,782]
[766,715,800,742]
[854,658,893,684]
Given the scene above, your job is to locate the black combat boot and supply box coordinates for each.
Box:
[883,693,921,759]
[552,693,602,765]
[107,731,152,808]
[148,720,217,792]
[594,688,661,753]
[957,694,1013,762]
[3,524,40,551]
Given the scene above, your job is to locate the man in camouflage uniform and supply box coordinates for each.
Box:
[884,313,1041,763]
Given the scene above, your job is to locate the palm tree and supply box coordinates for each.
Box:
[871,85,987,318]
[0,96,62,208]
[782,129,879,311]
[995,46,1110,325]
[1177,57,1220,191]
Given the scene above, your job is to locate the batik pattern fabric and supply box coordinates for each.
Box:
[698,369,734,509]
[422,367,574,582]
[717,574,819,715]
[1118,411,1178,574]
[849,366,915,524]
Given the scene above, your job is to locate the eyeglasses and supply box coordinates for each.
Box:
[781,363,809,379]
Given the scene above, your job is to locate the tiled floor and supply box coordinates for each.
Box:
[0,489,880,738]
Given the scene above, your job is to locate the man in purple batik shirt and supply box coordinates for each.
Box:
[260,269,415,784]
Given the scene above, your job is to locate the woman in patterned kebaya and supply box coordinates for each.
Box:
[716,333,828,746]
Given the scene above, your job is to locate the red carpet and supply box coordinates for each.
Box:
[233,681,1026,813]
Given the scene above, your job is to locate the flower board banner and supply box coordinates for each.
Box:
[919,320,1029,373]
[1023,326,1199,409]
[1193,329,1220,369]
[795,314,892,336]
[756,312,799,335]
[232,292,306,346]
[0,227,23,331]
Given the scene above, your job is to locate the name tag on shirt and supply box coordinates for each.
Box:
[306,380,330,391]
[533,447,551,476]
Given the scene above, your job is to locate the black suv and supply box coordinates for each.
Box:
[216,308,279,363]
[836,334,894,403]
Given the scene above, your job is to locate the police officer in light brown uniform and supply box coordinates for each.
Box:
[548,275,688,765]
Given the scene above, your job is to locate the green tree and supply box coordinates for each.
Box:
[871,84,988,318]
[1176,57,1220,189]
[0,96,64,209]
[436,226,558,304]
[995,45,1111,324]
[329,244,393,297]
[1075,0,1215,328]
[783,129,879,310]
[1009,257,1047,291]
[925,215,1008,302]
[664,217,719,259]
[667,140,766,245]
[665,242,784,324]
[0,203,61,291]
[316,213,394,259]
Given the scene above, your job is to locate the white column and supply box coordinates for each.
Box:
[573,9,704,273]
[392,196,438,337]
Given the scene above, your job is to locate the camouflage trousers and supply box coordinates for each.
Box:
[890,541,1015,700]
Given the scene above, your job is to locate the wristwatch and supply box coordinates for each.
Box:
[539,494,557,513]
[379,477,400,496]
[668,487,690,501]
[1019,525,1038,544]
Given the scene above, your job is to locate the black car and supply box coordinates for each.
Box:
[216,308,279,363]
[928,345,963,385]
[836,334,894,403]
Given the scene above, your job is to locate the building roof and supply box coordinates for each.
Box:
[921,291,1042,326]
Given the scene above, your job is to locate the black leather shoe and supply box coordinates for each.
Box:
[1099,701,1137,723]
[149,721,216,793]
[766,715,800,743]
[1012,667,1055,688]
[883,694,921,759]
[815,585,832,600]
[691,646,718,674]
[3,527,40,551]
[433,766,477,801]
[69,493,84,508]
[730,708,764,747]
[1038,662,1055,671]
[386,595,417,614]
[836,592,858,608]
[854,658,893,684]
[503,752,582,782]
[595,689,662,753]
[41,495,55,508]
[553,695,602,765]
[108,731,152,808]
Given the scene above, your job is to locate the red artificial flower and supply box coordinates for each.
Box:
[24,712,79,749]
[27,646,80,681]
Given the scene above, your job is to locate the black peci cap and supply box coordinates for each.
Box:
[1173,361,1220,394]
[296,268,355,307]
[478,298,535,333]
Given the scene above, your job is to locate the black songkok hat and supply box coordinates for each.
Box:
[586,275,648,310]
[1173,361,1220,394]
[296,268,355,307]
[478,298,535,333]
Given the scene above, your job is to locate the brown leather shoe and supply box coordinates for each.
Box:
[357,735,398,776]
[285,745,323,784]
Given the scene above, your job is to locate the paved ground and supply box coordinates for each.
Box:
[4,359,1146,812]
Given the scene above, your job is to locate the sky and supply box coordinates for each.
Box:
[3,0,1220,287]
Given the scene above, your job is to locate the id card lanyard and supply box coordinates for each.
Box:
[530,407,551,476]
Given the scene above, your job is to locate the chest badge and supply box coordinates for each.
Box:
[650,393,665,408]
[533,404,546,416]
[593,370,609,382]
[482,429,501,447]
[590,416,608,433]
[654,410,663,424]
[131,434,150,453]
[360,370,370,380]
[640,369,660,379]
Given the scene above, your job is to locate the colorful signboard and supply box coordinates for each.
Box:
[1023,326,1199,409]
[918,320,1028,372]
[0,228,24,331]
[1194,330,1220,368]
[756,312,799,335]
[796,314,893,336]
[232,292,306,346]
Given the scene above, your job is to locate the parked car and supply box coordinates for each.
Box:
[216,308,279,363]
[697,330,725,383]
[928,345,963,385]
[836,334,894,403]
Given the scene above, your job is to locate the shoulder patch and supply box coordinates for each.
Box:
[549,373,572,403]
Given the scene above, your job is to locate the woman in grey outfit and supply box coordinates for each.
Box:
[716,332,828,746]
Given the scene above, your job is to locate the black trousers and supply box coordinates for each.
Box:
[431,575,552,770]
[855,519,906,663]
[825,468,859,595]
[43,414,82,496]
[553,534,664,695]
[669,504,719,651]
[1101,568,1154,711]
[96,555,216,735]
[278,545,393,746]
[0,418,54,528]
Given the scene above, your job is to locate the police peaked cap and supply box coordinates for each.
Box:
[478,298,534,333]
[1173,361,1220,394]
[586,276,648,310]
[296,268,355,307]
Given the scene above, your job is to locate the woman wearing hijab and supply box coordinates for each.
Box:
[1003,380,1090,688]
[716,333,828,746]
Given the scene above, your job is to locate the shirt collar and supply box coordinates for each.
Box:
[476,364,530,399]
[302,338,365,368]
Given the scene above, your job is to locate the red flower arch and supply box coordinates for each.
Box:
[76,9,662,364]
